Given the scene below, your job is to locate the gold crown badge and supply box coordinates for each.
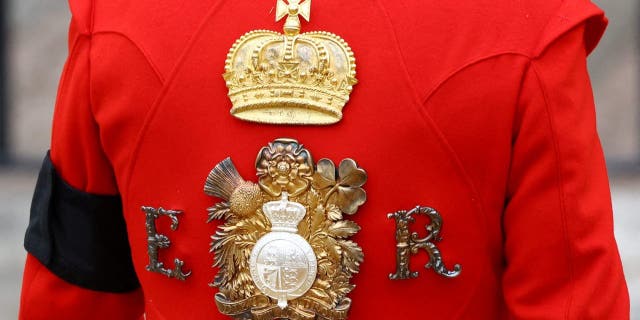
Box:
[223,0,357,125]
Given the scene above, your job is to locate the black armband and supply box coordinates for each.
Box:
[24,152,140,292]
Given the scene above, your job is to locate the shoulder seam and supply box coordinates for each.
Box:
[421,52,532,105]
[50,34,87,153]
[89,0,96,33]
[374,0,424,108]
[92,31,166,83]
[123,0,227,203]
[529,0,566,58]
[532,0,606,57]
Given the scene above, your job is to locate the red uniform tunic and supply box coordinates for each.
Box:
[20,0,629,319]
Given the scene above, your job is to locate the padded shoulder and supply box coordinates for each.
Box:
[381,0,606,100]
[86,0,216,79]
[534,0,607,56]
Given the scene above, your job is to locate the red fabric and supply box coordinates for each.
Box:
[20,0,628,319]
[501,24,628,318]
[20,255,144,320]
[19,3,146,319]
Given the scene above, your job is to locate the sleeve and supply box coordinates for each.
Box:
[502,3,630,318]
[18,3,145,319]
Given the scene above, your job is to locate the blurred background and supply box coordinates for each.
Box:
[0,0,638,319]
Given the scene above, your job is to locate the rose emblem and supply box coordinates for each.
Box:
[255,139,314,197]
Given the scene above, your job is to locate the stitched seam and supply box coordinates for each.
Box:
[420,52,533,105]
[374,5,527,228]
[123,0,226,204]
[374,2,487,213]
[376,0,485,241]
[87,0,95,117]
[529,62,575,319]
[92,31,166,83]
[418,1,569,105]
[50,35,84,150]
[511,59,533,143]
[376,4,502,316]
[421,53,532,271]
[86,0,120,190]
[414,53,532,319]
[504,58,534,211]
[530,0,566,57]
[85,29,118,191]
[89,0,96,32]
[374,0,426,107]
[86,31,166,194]
[532,2,605,58]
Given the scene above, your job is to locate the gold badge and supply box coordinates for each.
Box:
[205,138,366,319]
[223,0,357,125]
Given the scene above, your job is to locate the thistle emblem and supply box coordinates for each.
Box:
[205,138,367,319]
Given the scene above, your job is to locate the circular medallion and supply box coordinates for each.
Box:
[250,231,317,308]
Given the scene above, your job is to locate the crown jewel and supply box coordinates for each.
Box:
[223,0,357,125]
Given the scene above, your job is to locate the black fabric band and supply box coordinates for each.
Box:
[24,152,140,292]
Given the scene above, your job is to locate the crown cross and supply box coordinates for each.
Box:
[276,0,311,35]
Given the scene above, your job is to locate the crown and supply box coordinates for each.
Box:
[223,0,357,125]
[262,193,307,232]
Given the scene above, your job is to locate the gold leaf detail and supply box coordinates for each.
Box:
[313,158,336,190]
[337,159,366,188]
[327,220,360,238]
[205,139,367,318]
[207,202,232,222]
[326,204,343,221]
[339,240,364,274]
[312,158,367,214]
